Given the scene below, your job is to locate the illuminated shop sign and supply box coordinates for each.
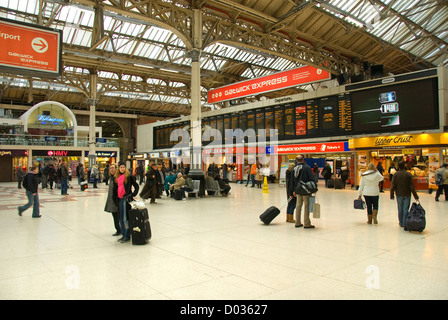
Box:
[37,114,65,125]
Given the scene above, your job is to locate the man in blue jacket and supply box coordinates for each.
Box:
[18,165,41,218]
[290,155,315,229]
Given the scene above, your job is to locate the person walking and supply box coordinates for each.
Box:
[104,164,120,236]
[290,155,315,229]
[322,163,332,187]
[18,166,41,218]
[390,161,419,227]
[435,163,448,202]
[358,163,384,224]
[338,162,350,189]
[140,163,159,203]
[113,162,139,243]
[377,161,385,192]
[16,166,24,189]
[285,163,296,223]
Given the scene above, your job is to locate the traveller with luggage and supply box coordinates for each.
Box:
[358,163,384,224]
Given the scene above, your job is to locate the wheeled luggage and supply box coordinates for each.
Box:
[129,206,151,245]
[260,206,281,225]
[405,201,426,232]
[260,198,293,225]
[327,179,335,188]
[334,178,344,189]
[173,189,183,200]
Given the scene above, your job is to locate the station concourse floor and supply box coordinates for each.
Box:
[0,180,447,300]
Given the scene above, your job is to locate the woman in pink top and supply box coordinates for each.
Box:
[113,162,139,243]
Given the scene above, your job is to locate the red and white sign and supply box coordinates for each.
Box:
[208,66,331,103]
[275,142,346,154]
[0,19,62,76]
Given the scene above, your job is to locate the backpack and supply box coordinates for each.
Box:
[22,174,29,189]
[435,169,445,186]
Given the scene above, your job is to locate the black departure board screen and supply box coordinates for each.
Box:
[351,78,439,134]
[246,110,256,141]
[255,108,265,132]
[338,93,352,133]
[283,103,295,139]
[239,112,247,132]
[319,96,338,135]
[265,107,274,137]
[274,105,284,137]
[231,113,239,130]
[306,100,319,136]
[223,114,231,144]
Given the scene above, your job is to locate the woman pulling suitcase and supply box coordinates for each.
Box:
[113,162,139,243]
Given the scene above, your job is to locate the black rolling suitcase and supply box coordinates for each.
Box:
[173,189,183,200]
[129,205,152,245]
[260,198,293,225]
[327,179,335,188]
[334,178,344,189]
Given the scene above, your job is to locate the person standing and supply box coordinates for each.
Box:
[312,163,319,183]
[285,163,296,223]
[60,161,69,195]
[390,161,419,227]
[140,163,158,204]
[113,162,139,243]
[358,163,384,224]
[16,166,24,189]
[18,166,41,218]
[322,163,332,187]
[250,161,257,188]
[290,155,315,229]
[338,162,350,189]
[104,164,120,236]
[48,164,56,190]
[103,164,110,186]
[91,165,99,188]
[377,161,385,192]
[435,163,448,202]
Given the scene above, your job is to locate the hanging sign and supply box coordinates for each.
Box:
[208,66,331,103]
[0,18,62,77]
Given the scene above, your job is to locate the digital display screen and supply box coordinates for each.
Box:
[351,78,439,134]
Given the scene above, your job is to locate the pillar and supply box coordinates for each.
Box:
[88,72,98,169]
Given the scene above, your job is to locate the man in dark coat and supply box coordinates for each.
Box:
[140,163,158,204]
[290,155,315,229]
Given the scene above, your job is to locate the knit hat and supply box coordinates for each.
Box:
[117,161,125,167]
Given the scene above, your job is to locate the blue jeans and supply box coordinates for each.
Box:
[287,196,296,214]
[118,198,129,239]
[19,190,40,217]
[396,196,411,227]
[61,178,68,194]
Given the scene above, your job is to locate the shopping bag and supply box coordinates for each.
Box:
[313,201,321,219]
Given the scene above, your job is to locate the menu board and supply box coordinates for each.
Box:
[295,105,306,136]
[283,103,295,139]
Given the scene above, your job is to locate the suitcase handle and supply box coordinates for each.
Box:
[279,197,294,211]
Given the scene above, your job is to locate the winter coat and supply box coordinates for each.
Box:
[390,169,419,199]
[358,170,384,197]
[104,176,118,213]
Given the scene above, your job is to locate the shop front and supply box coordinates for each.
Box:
[32,149,83,178]
[349,133,448,192]
[0,150,28,182]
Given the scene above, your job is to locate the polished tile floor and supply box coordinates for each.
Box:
[0,179,447,300]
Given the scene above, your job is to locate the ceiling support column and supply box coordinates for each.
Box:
[188,9,204,179]
[88,71,98,169]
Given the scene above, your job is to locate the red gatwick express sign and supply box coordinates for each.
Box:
[275,142,347,154]
[0,18,62,77]
[208,66,331,103]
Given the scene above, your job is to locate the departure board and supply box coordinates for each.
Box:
[216,115,224,137]
[295,105,306,136]
[247,110,256,141]
[231,113,239,130]
[239,112,247,132]
[338,93,352,133]
[284,104,295,139]
[255,108,265,132]
[319,96,338,134]
[265,107,274,137]
[306,100,319,136]
[223,114,231,144]
[274,105,284,137]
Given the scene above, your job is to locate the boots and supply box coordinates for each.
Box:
[367,214,372,224]
[287,214,296,223]
[372,210,378,224]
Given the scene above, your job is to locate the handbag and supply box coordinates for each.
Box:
[294,165,318,196]
[354,198,366,210]
[313,197,321,219]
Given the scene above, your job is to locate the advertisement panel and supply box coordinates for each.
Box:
[0,18,62,77]
[207,66,331,103]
